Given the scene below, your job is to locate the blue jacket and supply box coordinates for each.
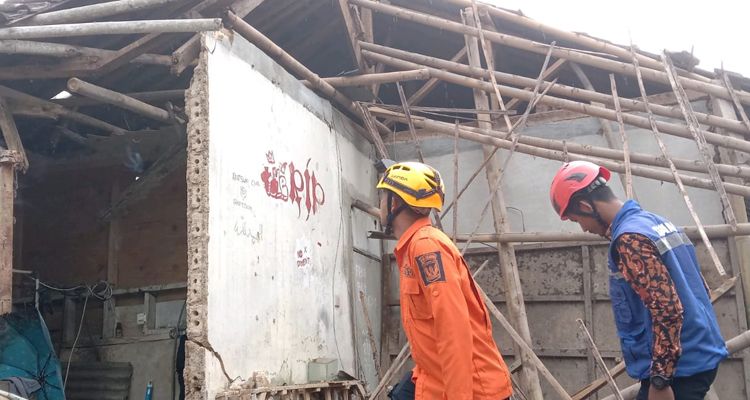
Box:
[608,200,727,379]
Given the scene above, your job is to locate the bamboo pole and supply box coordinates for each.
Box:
[462,9,544,397]
[396,82,425,163]
[0,39,172,65]
[368,108,750,198]
[450,223,750,243]
[0,18,223,40]
[452,121,459,242]
[338,0,369,74]
[569,63,632,198]
[720,71,750,132]
[506,58,567,110]
[576,319,624,400]
[662,52,737,229]
[224,11,391,145]
[67,78,173,123]
[600,329,750,400]
[0,84,126,135]
[20,0,186,26]
[359,42,750,138]
[54,89,186,108]
[323,69,430,87]
[350,0,750,106]
[609,74,634,199]
[361,49,750,154]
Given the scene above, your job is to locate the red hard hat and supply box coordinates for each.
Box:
[550,161,611,220]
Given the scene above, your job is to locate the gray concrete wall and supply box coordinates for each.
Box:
[186,31,380,399]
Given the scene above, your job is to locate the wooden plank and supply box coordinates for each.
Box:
[0,97,27,171]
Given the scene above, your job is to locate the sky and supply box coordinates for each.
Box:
[483,0,750,74]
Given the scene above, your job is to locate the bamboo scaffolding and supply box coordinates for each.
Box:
[506,58,567,110]
[609,74,634,199]
[19,0,185,26]
[323,69,429,87]
[225,11,391,145]
[368,107,750,198]
[54,89,186,108]
[720,71,750,132]
[67,78,173,123]
[662,52,737,230]
[362,50,750,156]
[0,18,223,40]
[359,42,750,138]
[462,9,544,397]
[350,0,750,106]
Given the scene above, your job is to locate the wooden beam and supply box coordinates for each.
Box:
[0,97,27,171]
[462,9,544,398]
[54,89,186,108]
[351,0,750,106]
[0,18,222,40]
[0,39,172,65]
[361,49,750,154]
[67,78,173,123]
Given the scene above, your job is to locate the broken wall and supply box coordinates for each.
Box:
[185,32,380,400]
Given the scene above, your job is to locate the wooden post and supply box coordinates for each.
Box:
[0,18,223,40]
[0,156,13,315]
[462,9,544,399]
[107,180,121,286]
[357,41,749,138]
[581,246,595,382]
[63,296,77,343]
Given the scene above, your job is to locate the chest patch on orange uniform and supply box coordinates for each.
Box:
[415,252,446,286]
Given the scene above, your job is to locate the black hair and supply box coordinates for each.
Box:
[565,185,617,217]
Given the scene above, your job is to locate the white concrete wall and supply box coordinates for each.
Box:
[392,102,726,239]
[201,32,379,398]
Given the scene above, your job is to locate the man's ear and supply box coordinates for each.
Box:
[575,199,594,214]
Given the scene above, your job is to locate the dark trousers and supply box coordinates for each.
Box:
[636,367,718,400]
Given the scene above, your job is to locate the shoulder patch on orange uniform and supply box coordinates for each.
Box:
[415,251,446,286]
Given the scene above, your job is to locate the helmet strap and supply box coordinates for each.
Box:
[384,192,408,236]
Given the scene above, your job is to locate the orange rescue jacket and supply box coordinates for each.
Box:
[394,217,513,400]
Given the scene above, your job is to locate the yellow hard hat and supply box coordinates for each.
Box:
[377,161,445,211]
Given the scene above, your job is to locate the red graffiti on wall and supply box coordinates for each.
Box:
[260,150,326,220]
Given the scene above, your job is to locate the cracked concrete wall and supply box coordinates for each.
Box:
[185,31,380,400]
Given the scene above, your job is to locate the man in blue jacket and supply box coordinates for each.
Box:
[550,161,727,400]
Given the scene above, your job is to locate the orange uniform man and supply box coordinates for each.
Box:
[377,160,513,400]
